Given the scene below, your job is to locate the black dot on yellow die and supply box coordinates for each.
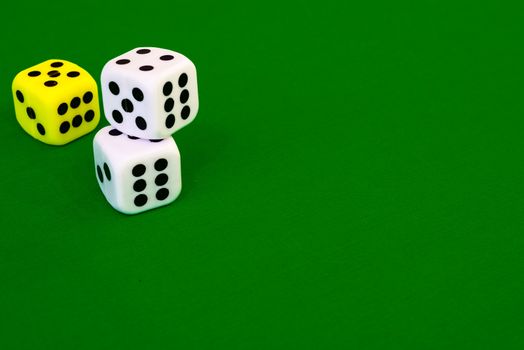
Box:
[136,49,151,54]
[83,91,93,104]
[70,97,81,109]
[160,55,174,61]
[16,90,24,103]
[37,123,45,135]
[72,115,82,127]
[85,110,95,122]
[116,59,130,65]
[26,107,36,119]
[134,194,148,207]
[165,114,175,128]
[59,121,70,134]
[156,188,169,201]
[44,80,58,87]
[103,163,111,181]
[57,103,68,115]
[181,106,191,119]
[50,61,63,68]
[96,165,103,183]
[109,82,119,95]
[178,73,188,87]
[47,70,60,77]
[139,65,154,71]
[28,70,41,77]
[67,71,80,78]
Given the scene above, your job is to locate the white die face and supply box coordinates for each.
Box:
[93,126,182,214]
[101,47,199,139]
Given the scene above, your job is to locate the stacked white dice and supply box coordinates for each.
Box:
[93,47,199,214]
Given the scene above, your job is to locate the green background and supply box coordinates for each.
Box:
[1,0,524,348]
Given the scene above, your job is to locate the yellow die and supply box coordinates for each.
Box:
[12,59,100,145]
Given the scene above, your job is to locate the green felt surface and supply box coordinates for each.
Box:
[1,1,524,349]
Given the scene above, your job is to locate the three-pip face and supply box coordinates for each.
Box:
[101,47,199,139]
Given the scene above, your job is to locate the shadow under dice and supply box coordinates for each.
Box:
[93,126,182,215]
[101,47,199,139]
[12,59,100,145]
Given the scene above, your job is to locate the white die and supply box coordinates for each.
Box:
[101,47,199,139]
[93,126,182,214]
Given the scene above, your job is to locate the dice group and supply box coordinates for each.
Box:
[10,48,199,214]
[94,47,199,214]
[12,59,100,145]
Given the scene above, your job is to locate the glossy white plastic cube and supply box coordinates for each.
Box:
[101,47,199,139]
[93,126,182,214]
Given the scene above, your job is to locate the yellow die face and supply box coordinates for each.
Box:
[12,59,100,145]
